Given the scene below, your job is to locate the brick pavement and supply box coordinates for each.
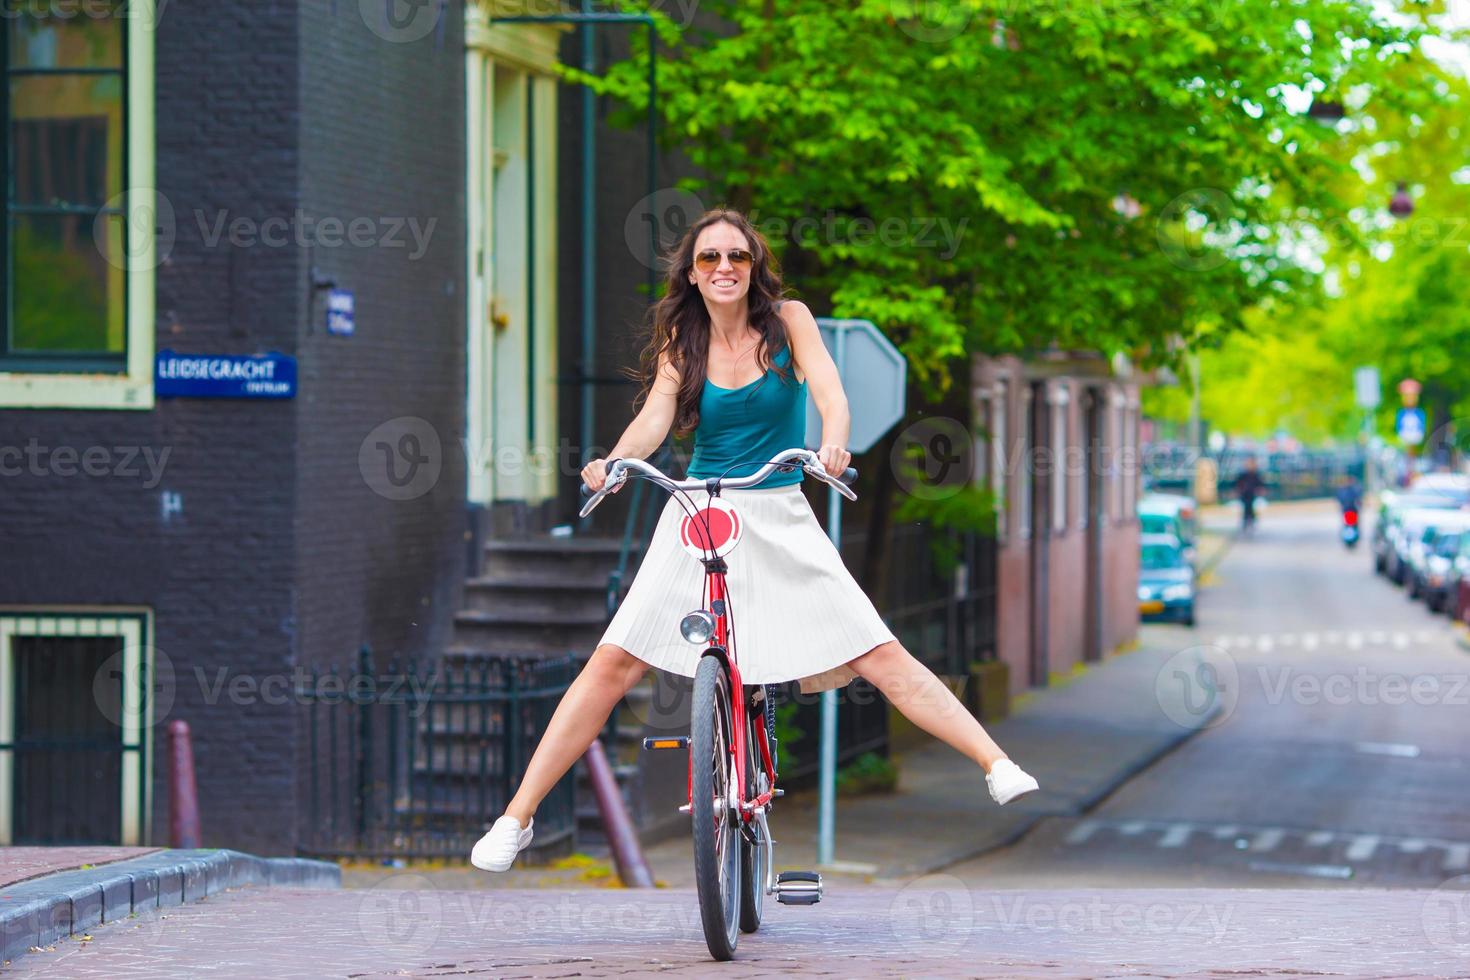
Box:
[10,882,1470,978]
[0,849,161,890]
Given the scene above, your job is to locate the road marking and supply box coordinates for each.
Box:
[1305,831,1335,847]
[1064,821,1099,845]
[1355,741,1421,758]
[1369,631,1387,645]
[1118,821,1148,836]
[1345,835,1380,861]
[1247,860,1354,880]
[1249,828,1286,853]
[1209,825,1239,840]
[1398,839,1427,854]
[1158,824,1193,848]
[1444,843,1470,871]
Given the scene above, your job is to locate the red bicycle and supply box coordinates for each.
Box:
[580,447,857,960]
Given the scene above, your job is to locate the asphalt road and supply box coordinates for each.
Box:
[952,498,1470,890]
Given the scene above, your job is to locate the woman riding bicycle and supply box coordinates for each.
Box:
[472,207,1038,872]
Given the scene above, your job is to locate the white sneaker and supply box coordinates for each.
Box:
[470,815,534,872]
[986,759,1039,806]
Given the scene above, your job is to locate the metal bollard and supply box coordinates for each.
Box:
[584,738,655,888]
[168,719,202,849]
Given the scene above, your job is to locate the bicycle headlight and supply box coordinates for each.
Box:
[679,609,716,645]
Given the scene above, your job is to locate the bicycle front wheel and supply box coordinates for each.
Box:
[691,654,741,960]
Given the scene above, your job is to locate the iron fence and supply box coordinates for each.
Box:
[297,648,576,862]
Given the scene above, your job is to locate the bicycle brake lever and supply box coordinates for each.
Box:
[805,464,858,501]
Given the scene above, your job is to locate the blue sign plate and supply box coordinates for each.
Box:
[326,288,355,336]
[155,350,297,399]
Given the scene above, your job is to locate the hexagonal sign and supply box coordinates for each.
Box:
[804,318,907,453]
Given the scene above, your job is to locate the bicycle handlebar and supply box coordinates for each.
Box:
[578,448,857,518]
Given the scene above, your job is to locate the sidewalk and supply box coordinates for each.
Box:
[0,848,339,967]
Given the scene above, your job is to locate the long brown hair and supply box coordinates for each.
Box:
[632,208,794,436]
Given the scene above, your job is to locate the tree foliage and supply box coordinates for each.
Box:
[1150,32,1470,445]
[581,0,1434,395]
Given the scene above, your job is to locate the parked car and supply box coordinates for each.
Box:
[1137,533,1196,626]
[1140,494,1198,565]
[1141,492,1198,544]
[1403,510,1470,604]
[1385,507,1469,585]
[1372,491,1465,575]
[1416,526,1470,613]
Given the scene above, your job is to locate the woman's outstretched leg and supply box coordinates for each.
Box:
[502,643,650,824]
[846,639,1007,771]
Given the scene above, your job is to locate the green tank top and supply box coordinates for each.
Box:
[687,343,808,488]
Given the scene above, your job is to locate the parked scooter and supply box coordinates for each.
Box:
[1341,508,1360,549]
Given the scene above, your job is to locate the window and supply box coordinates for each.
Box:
[1050,383,1069,533]
[0,2,155,408]
[1079,391,1090,531]
[1019,387,1032,538]
[1122,394,1140,518]
[992,382,1007,543]
[0,610,154,844]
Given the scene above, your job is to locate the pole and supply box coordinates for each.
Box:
[580,0,597,488]
[817,326,848,868]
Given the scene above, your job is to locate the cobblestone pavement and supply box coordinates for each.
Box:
[10,882,1470,978]
[0,848,161,889]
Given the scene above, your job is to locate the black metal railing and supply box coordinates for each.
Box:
[297,648,576,862]
[843,523,999,679]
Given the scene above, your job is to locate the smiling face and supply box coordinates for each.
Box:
[687,221,754,309]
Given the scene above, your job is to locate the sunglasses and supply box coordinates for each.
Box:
[693,248,754,272]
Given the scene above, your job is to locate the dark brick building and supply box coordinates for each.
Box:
[0,2,466,854]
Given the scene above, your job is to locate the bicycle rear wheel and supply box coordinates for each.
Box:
[691,655,741,960]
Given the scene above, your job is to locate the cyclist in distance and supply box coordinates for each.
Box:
[471,208,1039,872]
[1235,455,1266,532]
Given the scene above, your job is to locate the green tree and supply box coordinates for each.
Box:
[582,0,1434,393]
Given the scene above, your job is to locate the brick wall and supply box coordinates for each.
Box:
[0,2,468,855]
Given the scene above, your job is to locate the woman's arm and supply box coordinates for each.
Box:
[581,352,680,491]
[781,301,852,477]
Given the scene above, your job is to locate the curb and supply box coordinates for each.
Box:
[1195,529,1238,582]
[0,849,340,966]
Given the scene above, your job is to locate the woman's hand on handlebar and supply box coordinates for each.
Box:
[816,444,851,479]
[581,458,622,494]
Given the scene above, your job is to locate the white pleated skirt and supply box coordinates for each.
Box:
[600,484,896,694]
